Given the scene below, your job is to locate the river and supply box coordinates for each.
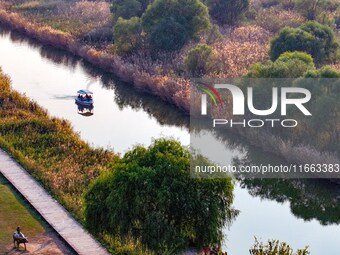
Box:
[0,28,339,254]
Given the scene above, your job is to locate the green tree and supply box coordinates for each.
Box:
[84,139,236,253]
[248,51,315,78]
[111,0,141,20]
[113,17,143,54]
[270,21,339,63]
[206,0,249,25]
[142,0,211,51]
[184,43,218,76]
[111,0,153,20]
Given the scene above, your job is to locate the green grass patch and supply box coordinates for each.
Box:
[0,175,44,252]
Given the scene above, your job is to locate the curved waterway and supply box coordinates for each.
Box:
[0,28,339,254]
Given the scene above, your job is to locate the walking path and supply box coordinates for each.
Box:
[0,149,110,255]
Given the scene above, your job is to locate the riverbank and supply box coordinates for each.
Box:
[1,10,338,178]
[0,69,114,219]
[0,9,191,113]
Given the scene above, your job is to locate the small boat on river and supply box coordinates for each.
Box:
[75,89,93,107]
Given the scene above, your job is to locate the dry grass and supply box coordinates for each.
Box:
[211,25,270,77]
[10,0,111,36]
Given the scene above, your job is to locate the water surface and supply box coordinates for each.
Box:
[0,28,339,254]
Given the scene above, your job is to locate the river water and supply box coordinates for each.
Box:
[0,28,339,254]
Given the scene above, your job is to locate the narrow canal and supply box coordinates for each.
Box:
[0,28,339,254]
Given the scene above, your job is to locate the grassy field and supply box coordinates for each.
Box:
[0,175,44,252]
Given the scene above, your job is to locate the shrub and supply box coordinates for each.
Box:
[84,139,236,254]
[250,239,309,255]
[142,0,211,51]
[184,43,218,76]
[111,0,142,20]
[248,51,315,78]
[304,65,340,78]
[206,0,249,25]
[270,21,339,63]
[111,0,153,20]
[148,17,189,51]
[113,17,143,54]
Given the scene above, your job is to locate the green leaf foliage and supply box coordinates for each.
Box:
[84,139,236,253]
[142,0,211,51]
[248,51,315,78]
[270,21,339,63]
[184,43,219,76]
[111,0,153,20]
[113,17,143,54]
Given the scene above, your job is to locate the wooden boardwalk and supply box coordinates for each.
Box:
[0,149,110,255]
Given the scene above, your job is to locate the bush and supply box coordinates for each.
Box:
[184,44,218,76]
[142,0,211,51]
[206,0,249,25]
[148,17,189,51]
[113,17,143,54]
[84,139,236,254]
[304,65,340,78]
[248,51,315,78]
[111,0,142,20]
[270,21,339,63]
[250,239,309,255]
[111,0,152,20]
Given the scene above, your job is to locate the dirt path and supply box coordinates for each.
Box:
[4,231,75,255]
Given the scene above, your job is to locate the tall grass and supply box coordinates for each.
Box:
[212,25,270,77]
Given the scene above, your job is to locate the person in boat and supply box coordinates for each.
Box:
[85,94,92,101]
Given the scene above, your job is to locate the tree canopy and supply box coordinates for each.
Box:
[113,17,143,54]
[84,139,236,253]
[142,0,211,51]
[248,51,315,78]
[270,21,339,63]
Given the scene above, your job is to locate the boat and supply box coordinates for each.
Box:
[75,89,94,107]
